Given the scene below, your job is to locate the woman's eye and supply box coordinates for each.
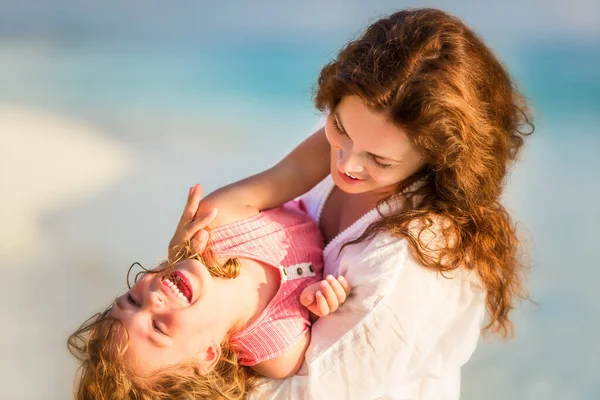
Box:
[370,155,393,169]
[153,320,165,335]
[332,118,347,136]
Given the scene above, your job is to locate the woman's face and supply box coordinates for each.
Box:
[326,95,426,197]
[109,259,224,377]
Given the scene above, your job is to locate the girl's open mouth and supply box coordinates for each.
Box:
[162,271,193,303]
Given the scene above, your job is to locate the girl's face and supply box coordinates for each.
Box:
[326,95,426,198]
[109,259,225,377]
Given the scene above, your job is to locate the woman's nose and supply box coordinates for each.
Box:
[337,146,363,173]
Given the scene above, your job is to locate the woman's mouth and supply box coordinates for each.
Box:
[338,170,364,184]
[162,271,193,303]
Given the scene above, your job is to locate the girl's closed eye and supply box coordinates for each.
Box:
[127,293,167,335]
[127,293,139,307]
[153,320,166,335]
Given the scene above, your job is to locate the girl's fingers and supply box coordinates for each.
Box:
[337,275,352,295]
[320,280,339,312]
[300,289,316,308]
[325,275,349,303]
[315,290,330,316]
[300,281,321,308]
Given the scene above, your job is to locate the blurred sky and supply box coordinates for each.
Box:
[0,1,598,399]
[0,0,599,39]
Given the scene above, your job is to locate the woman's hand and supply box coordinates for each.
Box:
[168,184,218,261]
[300,275,351,317]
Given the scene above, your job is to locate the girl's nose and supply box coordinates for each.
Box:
[146,291,165,310]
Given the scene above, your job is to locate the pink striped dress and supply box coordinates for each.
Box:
[208,200,324,366]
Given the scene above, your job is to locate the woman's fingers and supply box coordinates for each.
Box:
[187,208,218,234]
[190,229,210,254]
[180,184,204,223]
[170,185,217,259]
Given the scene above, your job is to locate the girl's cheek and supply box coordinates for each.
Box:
[161,312,176,327]
[135,274,151,290]
[130,281,142,295]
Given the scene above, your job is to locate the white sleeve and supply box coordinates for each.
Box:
[252,234,486,400]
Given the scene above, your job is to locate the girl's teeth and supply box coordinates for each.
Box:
[164,277,189,303]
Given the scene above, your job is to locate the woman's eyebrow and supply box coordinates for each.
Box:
[334,111,402,163]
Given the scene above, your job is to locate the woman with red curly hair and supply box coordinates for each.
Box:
[197,7,533,399]
[69,7,533,400]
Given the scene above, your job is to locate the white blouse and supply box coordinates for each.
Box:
[251,174,487,400]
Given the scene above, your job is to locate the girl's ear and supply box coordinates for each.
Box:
[195,342,221,375]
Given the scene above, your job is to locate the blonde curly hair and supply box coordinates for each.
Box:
[68,243,263,399]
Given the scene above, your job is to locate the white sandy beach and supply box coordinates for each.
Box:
[0,105,134,398]
[0,105,134,261]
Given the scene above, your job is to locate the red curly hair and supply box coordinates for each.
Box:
[315,8,533,337]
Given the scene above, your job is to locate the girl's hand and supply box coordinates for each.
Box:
[300,275,351,317]
[168,184,218,260]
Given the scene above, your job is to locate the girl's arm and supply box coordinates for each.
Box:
[251,331,310,379]
[251,273,352,379]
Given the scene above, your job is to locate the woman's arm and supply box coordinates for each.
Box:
[169,124,329,255]
[197,126,329,220]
